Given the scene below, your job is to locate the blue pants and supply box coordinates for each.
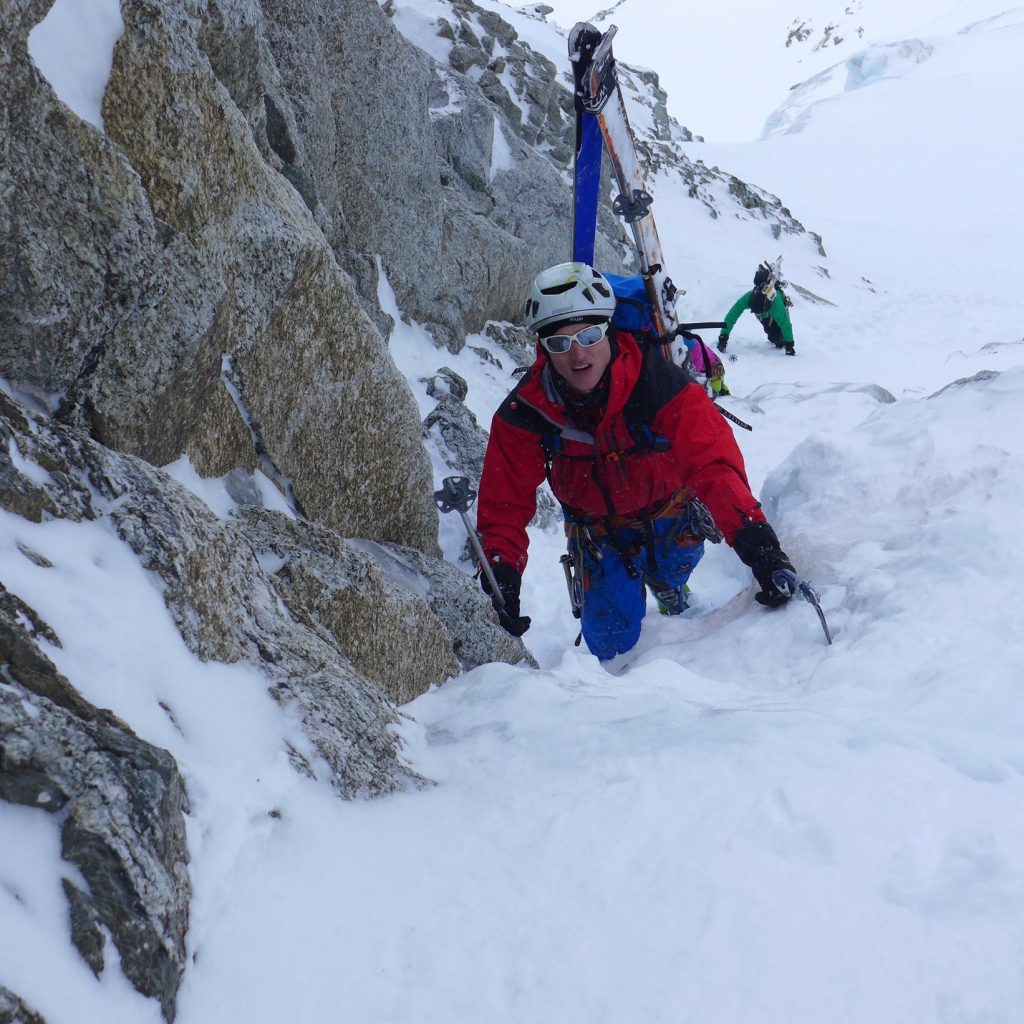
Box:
[573,516,704,661]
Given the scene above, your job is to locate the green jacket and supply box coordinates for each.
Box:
[722,289,793,343]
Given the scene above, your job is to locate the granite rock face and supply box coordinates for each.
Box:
[0,583,190,1021]
[0,985,48,1024]
[234,507,535,691]
[387,0,826,258]
[1,0,438,552]
[1,392,531,794]
[259,0,617,353]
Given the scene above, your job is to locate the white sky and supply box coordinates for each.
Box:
[5,1,1024,1022]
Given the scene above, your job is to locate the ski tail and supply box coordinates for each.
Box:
[766,254,787,291]
[571,22,617,115]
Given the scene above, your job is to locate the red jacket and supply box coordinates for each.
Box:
[478,332,766,572]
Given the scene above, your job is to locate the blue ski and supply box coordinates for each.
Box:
[569,23,605,264]
[572,114,603,263]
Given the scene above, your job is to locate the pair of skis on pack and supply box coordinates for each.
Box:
[569,22,742,429]
[569,23,680,341]
[568,25,832,645]
[570,26,786,346]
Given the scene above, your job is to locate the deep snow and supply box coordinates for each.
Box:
[4,1,1024,1021]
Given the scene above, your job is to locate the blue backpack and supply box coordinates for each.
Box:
[603,273,658,341]
[603,272,725,349]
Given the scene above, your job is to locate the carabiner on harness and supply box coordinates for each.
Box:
[684,496,724,544]
[559,553,583,620]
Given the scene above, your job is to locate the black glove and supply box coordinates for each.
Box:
[481,560,532,637]
[717,334,729,353]
[732,521,796,608]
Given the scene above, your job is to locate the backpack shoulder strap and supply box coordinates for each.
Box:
[696,337,718,378]
[494,368,567,477]
[621,345,693,447]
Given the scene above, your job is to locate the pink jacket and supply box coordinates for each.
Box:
[684,335,723,377]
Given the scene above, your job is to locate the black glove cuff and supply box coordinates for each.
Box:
[733,521,785,568]
[481,560,524,623]
[498,611,532,638]
[733,521,796,594]
[487,561,521,593]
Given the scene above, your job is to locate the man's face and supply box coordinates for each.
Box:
[547,323,611,394]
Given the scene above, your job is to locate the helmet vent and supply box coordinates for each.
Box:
[540,282,576,296]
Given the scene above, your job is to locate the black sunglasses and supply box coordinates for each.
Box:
[540,322,609,355]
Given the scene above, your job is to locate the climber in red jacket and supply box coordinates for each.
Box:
[477,262,798,661]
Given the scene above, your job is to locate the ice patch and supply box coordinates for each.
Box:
[763,40,933,137]
[489,117,514,182]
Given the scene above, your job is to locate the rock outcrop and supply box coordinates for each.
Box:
[0,583,190,1021]
[2,0,438,551]
[1,391,531,794]
[0,387,530,1017]
[0,986,47,1024]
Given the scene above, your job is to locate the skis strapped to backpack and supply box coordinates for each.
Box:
[569,22,680,344]
[759,255,793,303]
[568,22,751,435]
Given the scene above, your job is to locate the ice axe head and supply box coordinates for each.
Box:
[771,568,798,599]
[433,476,476,515]
[772,568,833,646]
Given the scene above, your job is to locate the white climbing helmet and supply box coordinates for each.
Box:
[524,262,617,339]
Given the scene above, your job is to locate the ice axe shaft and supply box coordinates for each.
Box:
[432,476,505,611]
[459,508,505,610]
[773,569,833,646]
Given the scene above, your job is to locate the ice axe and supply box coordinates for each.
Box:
[432,475,505,611]
[772,568,833,645]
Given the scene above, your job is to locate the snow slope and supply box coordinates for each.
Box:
[539,0,1020,142]
[4,2,1024,1022]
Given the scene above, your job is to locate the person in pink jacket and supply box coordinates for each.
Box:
[681,332,729,396]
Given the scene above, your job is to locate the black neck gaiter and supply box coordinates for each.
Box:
[553,363,612,431]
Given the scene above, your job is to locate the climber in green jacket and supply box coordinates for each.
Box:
[717,264,795,356]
